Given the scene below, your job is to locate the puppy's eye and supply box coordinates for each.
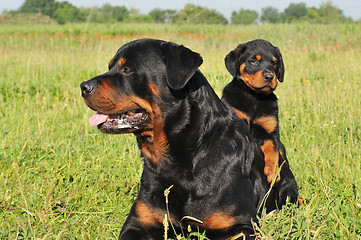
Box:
[123,67,132,75]
[249,59,259,66]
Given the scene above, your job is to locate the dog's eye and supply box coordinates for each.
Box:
[249,59,259,66]
[123,67,132,75]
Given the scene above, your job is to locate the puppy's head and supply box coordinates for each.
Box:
[225,39,284,94]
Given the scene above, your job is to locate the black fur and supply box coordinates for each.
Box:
[222,39,299,211]
[81,39,269,239]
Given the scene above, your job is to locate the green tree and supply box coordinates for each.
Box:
[178,4,228,25]
[19,0,49,13]
[53,2,82,24]
[79,4,129,23]
[18,0,83,23]
[99,4,129,22]
[19,0,58,17]
[302,7,323,23]
[300,2,351,24]
[281,3,307,22]
[126,7,153,23]
[318,1,348,23]
[261,7,280,23]
[231,9,258,25]
[112,6,129,22]
[149,8,178,23]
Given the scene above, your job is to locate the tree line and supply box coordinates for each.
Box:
[8,0,355,24]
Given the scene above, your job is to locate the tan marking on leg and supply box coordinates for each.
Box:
[203,212,236,230]
[260,140,280,183]
[136,200,164,228]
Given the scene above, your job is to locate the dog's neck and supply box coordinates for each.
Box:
[235,77,277,101]
[136,70,236,168]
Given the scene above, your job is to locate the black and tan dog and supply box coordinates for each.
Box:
[80,39,269,239]
[222,39,299,209]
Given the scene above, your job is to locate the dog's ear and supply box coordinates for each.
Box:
[224,43,246,77]
[161,42,203,90]
[276,48,285,82]
[238,137,262,177]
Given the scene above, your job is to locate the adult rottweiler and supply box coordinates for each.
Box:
[221,39,299,209]
[80,39,268,239]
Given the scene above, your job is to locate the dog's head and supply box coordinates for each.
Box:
[225,39,284,94]
[80,39,202,135]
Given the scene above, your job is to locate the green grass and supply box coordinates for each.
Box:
[1,22,361,239]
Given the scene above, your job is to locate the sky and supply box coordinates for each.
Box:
[1,0,360,21]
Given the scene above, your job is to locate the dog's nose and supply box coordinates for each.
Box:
[80,81,96,97]
[263,73,274,82]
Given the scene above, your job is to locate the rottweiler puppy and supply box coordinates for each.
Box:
[221,39,299,210]
[81,39,268,240]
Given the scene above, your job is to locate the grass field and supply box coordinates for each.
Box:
[0,22,361,239]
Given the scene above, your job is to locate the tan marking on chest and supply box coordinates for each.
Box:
[231,107,251,124]
[253,116,278,133]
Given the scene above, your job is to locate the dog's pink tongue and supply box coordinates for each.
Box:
[89,113,109,127]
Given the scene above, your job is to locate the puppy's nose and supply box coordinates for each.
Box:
[80,81,96,97]
[263,73,274,82]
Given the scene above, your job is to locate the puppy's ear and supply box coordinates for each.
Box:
[276,48,285,82]
[161,42,203,90]
[224,43,246,77]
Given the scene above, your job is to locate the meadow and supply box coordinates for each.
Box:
[0,22,360,239]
